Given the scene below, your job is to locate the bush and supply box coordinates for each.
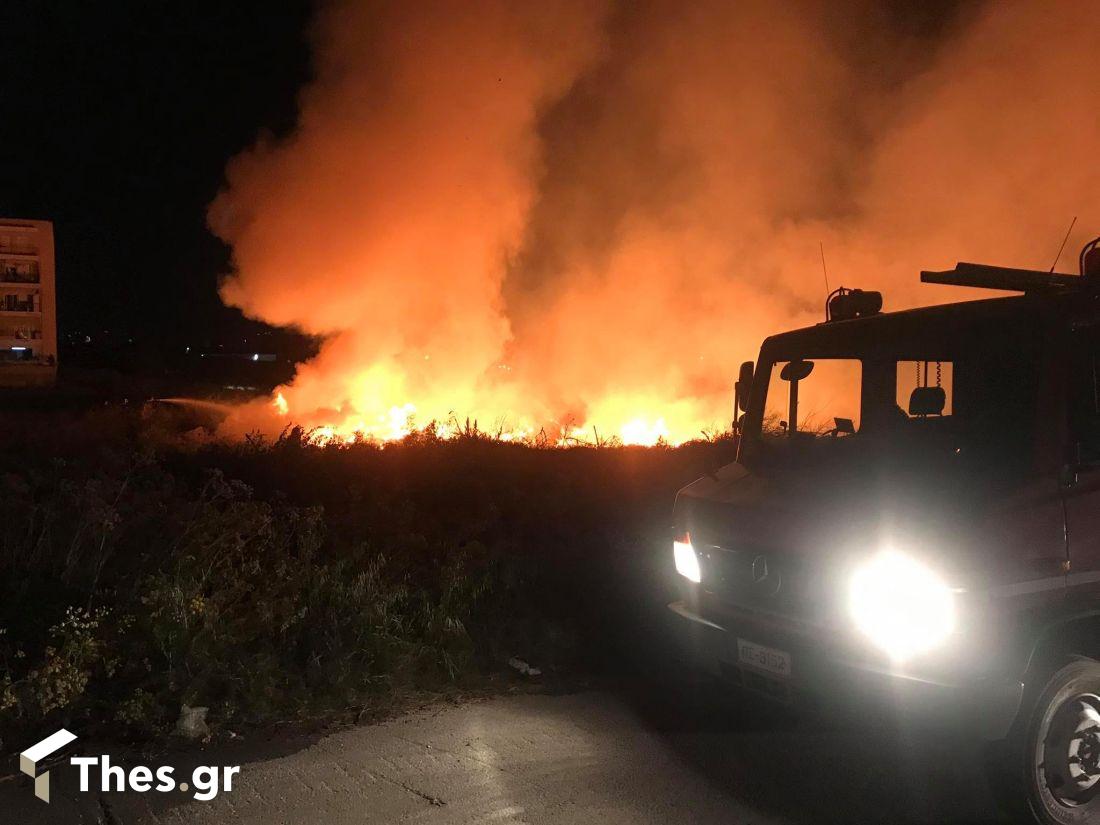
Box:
[0,404,735,747]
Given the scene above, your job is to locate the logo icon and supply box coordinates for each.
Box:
[20,728,77,803]
[750,554,781,595]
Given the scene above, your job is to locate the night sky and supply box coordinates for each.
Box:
[0,0,314,367]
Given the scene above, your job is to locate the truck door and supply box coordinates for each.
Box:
[963,345,1068,599]
[1064,322,1100,598]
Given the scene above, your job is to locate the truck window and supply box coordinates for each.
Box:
[896,361,954,418]
[765,359,862,435]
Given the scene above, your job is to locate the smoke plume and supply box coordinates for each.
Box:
[210,0,1100,444]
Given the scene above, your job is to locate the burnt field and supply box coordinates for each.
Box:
[0,402,736,752]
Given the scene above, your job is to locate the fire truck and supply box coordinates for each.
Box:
[670,239,1100,824]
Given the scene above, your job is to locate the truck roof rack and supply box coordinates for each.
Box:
[920,263,1083,293]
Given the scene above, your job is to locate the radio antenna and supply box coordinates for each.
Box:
[819,242,831,294]
[1050,215,1078,273]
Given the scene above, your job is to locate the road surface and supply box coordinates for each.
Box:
[5,688,1007,824]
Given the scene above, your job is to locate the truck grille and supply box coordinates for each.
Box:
[697,542,825,624]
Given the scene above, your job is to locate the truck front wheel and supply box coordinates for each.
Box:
[1000,657,1100,824]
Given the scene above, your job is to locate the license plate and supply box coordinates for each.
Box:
[736,638,792,678]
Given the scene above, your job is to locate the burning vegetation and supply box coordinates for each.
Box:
[208,0,1100,445]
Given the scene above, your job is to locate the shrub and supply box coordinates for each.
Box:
[0,405,734,747]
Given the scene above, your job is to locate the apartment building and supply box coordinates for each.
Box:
[0,219,56,386]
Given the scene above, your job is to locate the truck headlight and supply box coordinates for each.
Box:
[673,533,701,583]
[848,549,955,661]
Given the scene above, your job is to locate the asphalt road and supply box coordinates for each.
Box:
[4,684,1013,825]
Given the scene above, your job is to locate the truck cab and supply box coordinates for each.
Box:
[670,241,1100,825]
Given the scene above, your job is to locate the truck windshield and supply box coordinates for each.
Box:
[742,346,1037,474]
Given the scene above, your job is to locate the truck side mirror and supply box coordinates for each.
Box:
[735,361,754,413]
[779,359,814,382]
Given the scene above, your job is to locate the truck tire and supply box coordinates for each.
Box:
[996,657,1100,824]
